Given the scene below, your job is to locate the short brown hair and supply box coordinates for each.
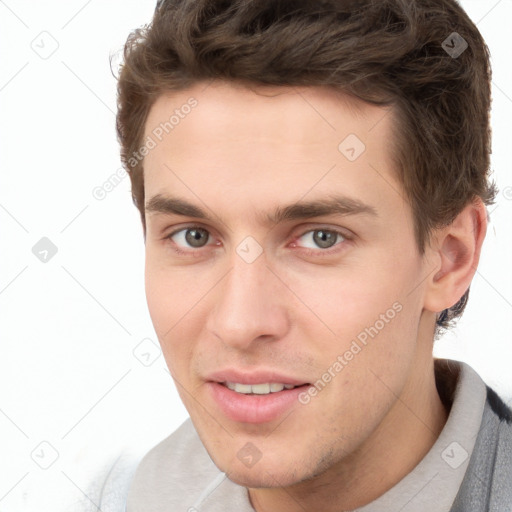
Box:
[115,0,497,334]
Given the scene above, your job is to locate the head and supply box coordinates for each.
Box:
[116,0,496,493]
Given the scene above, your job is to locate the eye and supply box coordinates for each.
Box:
[163,225,349,257]
[294,228,347,253]
[166,226,214,252]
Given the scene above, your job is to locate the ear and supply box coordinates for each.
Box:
[423,198,488,315]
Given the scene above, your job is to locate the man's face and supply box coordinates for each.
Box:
[143,80,433,487]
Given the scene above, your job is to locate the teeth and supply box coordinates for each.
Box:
[225,382,298,394]
[251,383,271,394]
[226,382,252,393]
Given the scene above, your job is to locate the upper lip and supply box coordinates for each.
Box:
[206,368,309,386]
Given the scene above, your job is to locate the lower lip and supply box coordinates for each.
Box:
[207,382,310,424]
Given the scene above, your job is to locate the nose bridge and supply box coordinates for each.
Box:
[207,248,287,348]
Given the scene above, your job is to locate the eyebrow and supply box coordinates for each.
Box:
[145,194,378,226]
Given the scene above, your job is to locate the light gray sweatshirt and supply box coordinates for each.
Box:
[94,359,512,511]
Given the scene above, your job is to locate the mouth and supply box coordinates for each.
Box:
[222,381,305,394]
[207,380,312,424]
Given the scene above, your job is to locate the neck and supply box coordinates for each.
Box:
[248,312,448,512]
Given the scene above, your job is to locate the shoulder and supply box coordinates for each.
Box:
[129,417,216,483]
[451,386,512,511]
[83,419,206,511]
[483,386,512,500]
[486,385,512,423]
[125,418,225,510]
[82,450,142,512]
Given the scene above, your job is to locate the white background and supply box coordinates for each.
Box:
[1,1,511,510]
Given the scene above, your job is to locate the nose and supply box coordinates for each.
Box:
[205,249,290,351]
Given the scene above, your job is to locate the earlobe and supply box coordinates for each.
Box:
[424,198,487,314]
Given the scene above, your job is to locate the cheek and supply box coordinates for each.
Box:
[144,250,199,334]
[144,258,170,337]
[289,262,409,340]
[285,249,423,386]
[144,255,198,374]
[290,272,420,437]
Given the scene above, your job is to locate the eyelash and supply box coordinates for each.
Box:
[163,225,350,257]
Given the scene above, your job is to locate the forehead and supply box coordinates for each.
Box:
[142,80,405,223]
[144,80,386,147]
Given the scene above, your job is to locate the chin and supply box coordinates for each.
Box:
[225,464,302,489]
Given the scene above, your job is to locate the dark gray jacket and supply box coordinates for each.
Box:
[450,387,512,511]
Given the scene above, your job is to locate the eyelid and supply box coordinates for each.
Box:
[164,222,216,240]
[294,223,352,240]
[164,222,352,239]
[163,223,353,258]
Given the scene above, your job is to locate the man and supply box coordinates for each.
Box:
[102,0,512,510]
